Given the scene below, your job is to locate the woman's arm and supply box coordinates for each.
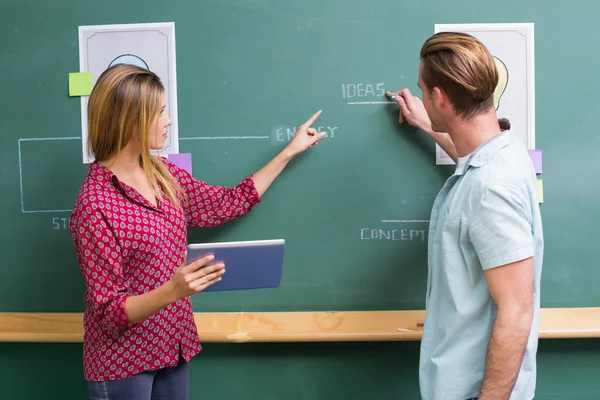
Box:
[252,110,325,196]
[164,110,326,228]
[72,208,227,328]
[125,255,225,324]
[71,211,137,333]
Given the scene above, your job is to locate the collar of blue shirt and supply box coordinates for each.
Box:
[455,131,512,176]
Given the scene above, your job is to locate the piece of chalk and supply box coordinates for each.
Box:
[397,328,414,332]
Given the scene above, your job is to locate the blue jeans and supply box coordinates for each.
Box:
[87,356,188,400]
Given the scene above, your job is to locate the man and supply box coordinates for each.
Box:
[387,32,544,400]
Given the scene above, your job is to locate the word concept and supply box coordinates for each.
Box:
[360,228,427,241]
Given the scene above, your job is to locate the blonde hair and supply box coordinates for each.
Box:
[420,32,498,117]
[87,64,183,207]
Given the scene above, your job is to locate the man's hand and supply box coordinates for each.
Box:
[386,88,458,162]
[387,89,433,131]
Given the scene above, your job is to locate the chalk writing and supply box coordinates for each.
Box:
[360,228,426,241]
[342,83,385,99]
[275,126,338,142]
[52,217,70,230]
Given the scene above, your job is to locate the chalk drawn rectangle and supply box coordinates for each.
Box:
[18,138,86,213]
[433,23,535,165]
[78,22,179,163]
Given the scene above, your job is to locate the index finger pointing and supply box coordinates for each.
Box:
[301,110,322,128]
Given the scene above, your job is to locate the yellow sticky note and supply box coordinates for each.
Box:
[537,179,544,203]
[69,72,92,96]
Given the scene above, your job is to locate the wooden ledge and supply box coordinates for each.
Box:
[0,308,599,342]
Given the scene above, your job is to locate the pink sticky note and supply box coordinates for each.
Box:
[168,153,193,175]
[528,149,542,174]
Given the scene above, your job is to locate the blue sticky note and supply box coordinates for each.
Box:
[168,153,193,175]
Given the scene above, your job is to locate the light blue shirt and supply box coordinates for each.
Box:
[419,131,544,400]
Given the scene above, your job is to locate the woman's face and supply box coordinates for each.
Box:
[149,95,172,150]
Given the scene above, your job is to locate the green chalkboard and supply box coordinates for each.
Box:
[1,0,598,313]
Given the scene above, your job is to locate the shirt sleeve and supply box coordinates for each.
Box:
[162,157,262,228]
[468,184,534,270]
[72,208,136,333]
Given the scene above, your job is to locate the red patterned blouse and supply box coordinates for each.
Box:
[69,157,261,381]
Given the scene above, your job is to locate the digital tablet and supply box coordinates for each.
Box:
[186,239,285,292]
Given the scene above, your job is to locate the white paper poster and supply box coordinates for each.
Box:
[433,23,535,165]
[78,22,178,163]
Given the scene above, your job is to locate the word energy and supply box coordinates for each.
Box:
[275,126,338,142]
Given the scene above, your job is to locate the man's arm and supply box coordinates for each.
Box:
[386,89,458,162]
[479,257,534,400]
[468,183,537,399]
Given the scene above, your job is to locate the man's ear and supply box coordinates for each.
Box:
[432,86,445,109]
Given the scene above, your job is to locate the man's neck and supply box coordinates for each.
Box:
[447,110,502,158]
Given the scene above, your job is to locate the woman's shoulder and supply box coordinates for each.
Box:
[72,183,107,216]
[71,170,116,220]
[154,155,195,190]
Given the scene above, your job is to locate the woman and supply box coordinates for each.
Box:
[69,64,325,400]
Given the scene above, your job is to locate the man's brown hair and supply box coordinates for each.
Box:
[420,32,498,117]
